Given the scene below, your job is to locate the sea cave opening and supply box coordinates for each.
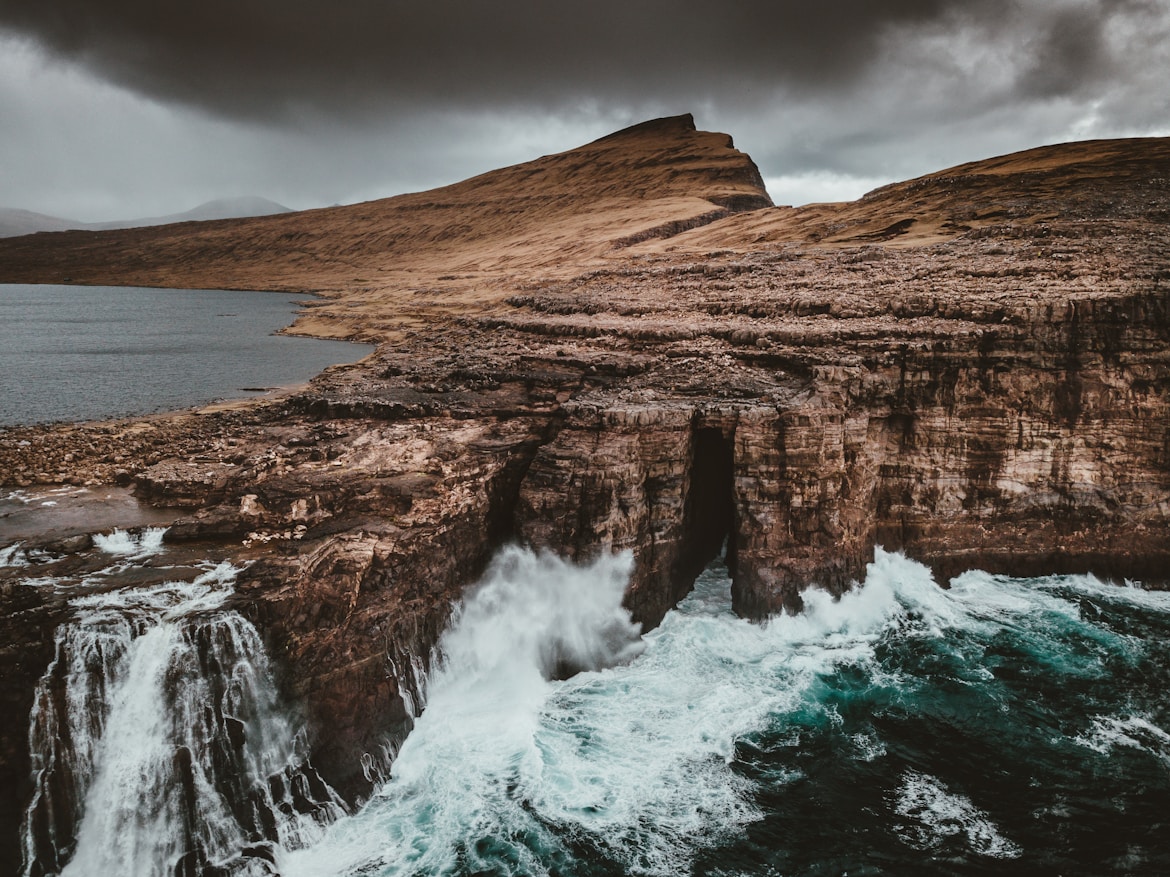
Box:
[674,426,736,598]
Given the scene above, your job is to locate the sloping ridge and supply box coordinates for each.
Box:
[633,136,1170,252]
[0,208,80,239]
[0,114,772,317]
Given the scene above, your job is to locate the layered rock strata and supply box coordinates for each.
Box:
[1,121,1168,871]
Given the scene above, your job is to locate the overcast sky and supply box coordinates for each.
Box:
[1,0,1167,222]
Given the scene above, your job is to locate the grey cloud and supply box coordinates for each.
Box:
[0,0,1013,122]
[1019,2,1118,98]
[1,0,1168,220]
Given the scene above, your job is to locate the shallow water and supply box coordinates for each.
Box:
[0,284,373,426]
[0,485,176,543]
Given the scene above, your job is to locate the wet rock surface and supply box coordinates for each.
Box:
[0,582,65,877]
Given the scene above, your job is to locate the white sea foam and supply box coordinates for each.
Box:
[283,548,979,877]
[944,564,1163,681]
[1052,573,1170,613]
[435,546,644,683]
[851,730,887,761]
[950,565,1170,620]
[894,770,1022,859]
[0,542,28,568]
[69,561,239,619]
[92,526,167,559]
[1075,714,1170,765]
[5,486,89,505]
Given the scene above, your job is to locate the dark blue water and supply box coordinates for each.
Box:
[0,284,373,426]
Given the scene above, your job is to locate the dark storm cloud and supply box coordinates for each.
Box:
[0,0,1019,122]
[1,0,1167,219]
[1018,2,1119,97]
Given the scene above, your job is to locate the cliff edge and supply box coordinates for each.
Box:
[1,119,1168,869]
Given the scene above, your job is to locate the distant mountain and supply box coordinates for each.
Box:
[90,196,293,230]
[0,197,293,238]
[0,208,82,238]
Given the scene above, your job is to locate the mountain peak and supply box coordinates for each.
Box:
[592,113,698,144]
[0,115,773,300]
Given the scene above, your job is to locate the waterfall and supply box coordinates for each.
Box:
[20,561,345,877]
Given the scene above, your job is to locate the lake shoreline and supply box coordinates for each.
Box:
[0,284,374,428]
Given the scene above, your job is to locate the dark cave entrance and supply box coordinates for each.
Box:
[674,427,736,595]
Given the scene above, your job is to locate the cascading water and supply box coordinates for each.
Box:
[90,526,168,559]
[18,543,345,877]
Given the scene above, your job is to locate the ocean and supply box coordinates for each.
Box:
[6,533,1169,876]
[0,284,372,427]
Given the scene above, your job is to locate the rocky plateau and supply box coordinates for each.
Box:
[1,114,1168,874]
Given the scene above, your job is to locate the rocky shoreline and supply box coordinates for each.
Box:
[1,117,1168,873]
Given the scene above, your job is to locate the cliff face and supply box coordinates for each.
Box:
[494,136,1170,612]
[0,583,63,877]
[1,121,1168,867]
[503,263,1170,615]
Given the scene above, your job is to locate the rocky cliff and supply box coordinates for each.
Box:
[1,119,1168,871]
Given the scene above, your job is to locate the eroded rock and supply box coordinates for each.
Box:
[0,124,1168,867]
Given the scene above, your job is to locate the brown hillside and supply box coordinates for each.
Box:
[0,114,770,340]
[2,126,1168,343]
[634,136,1170,253]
